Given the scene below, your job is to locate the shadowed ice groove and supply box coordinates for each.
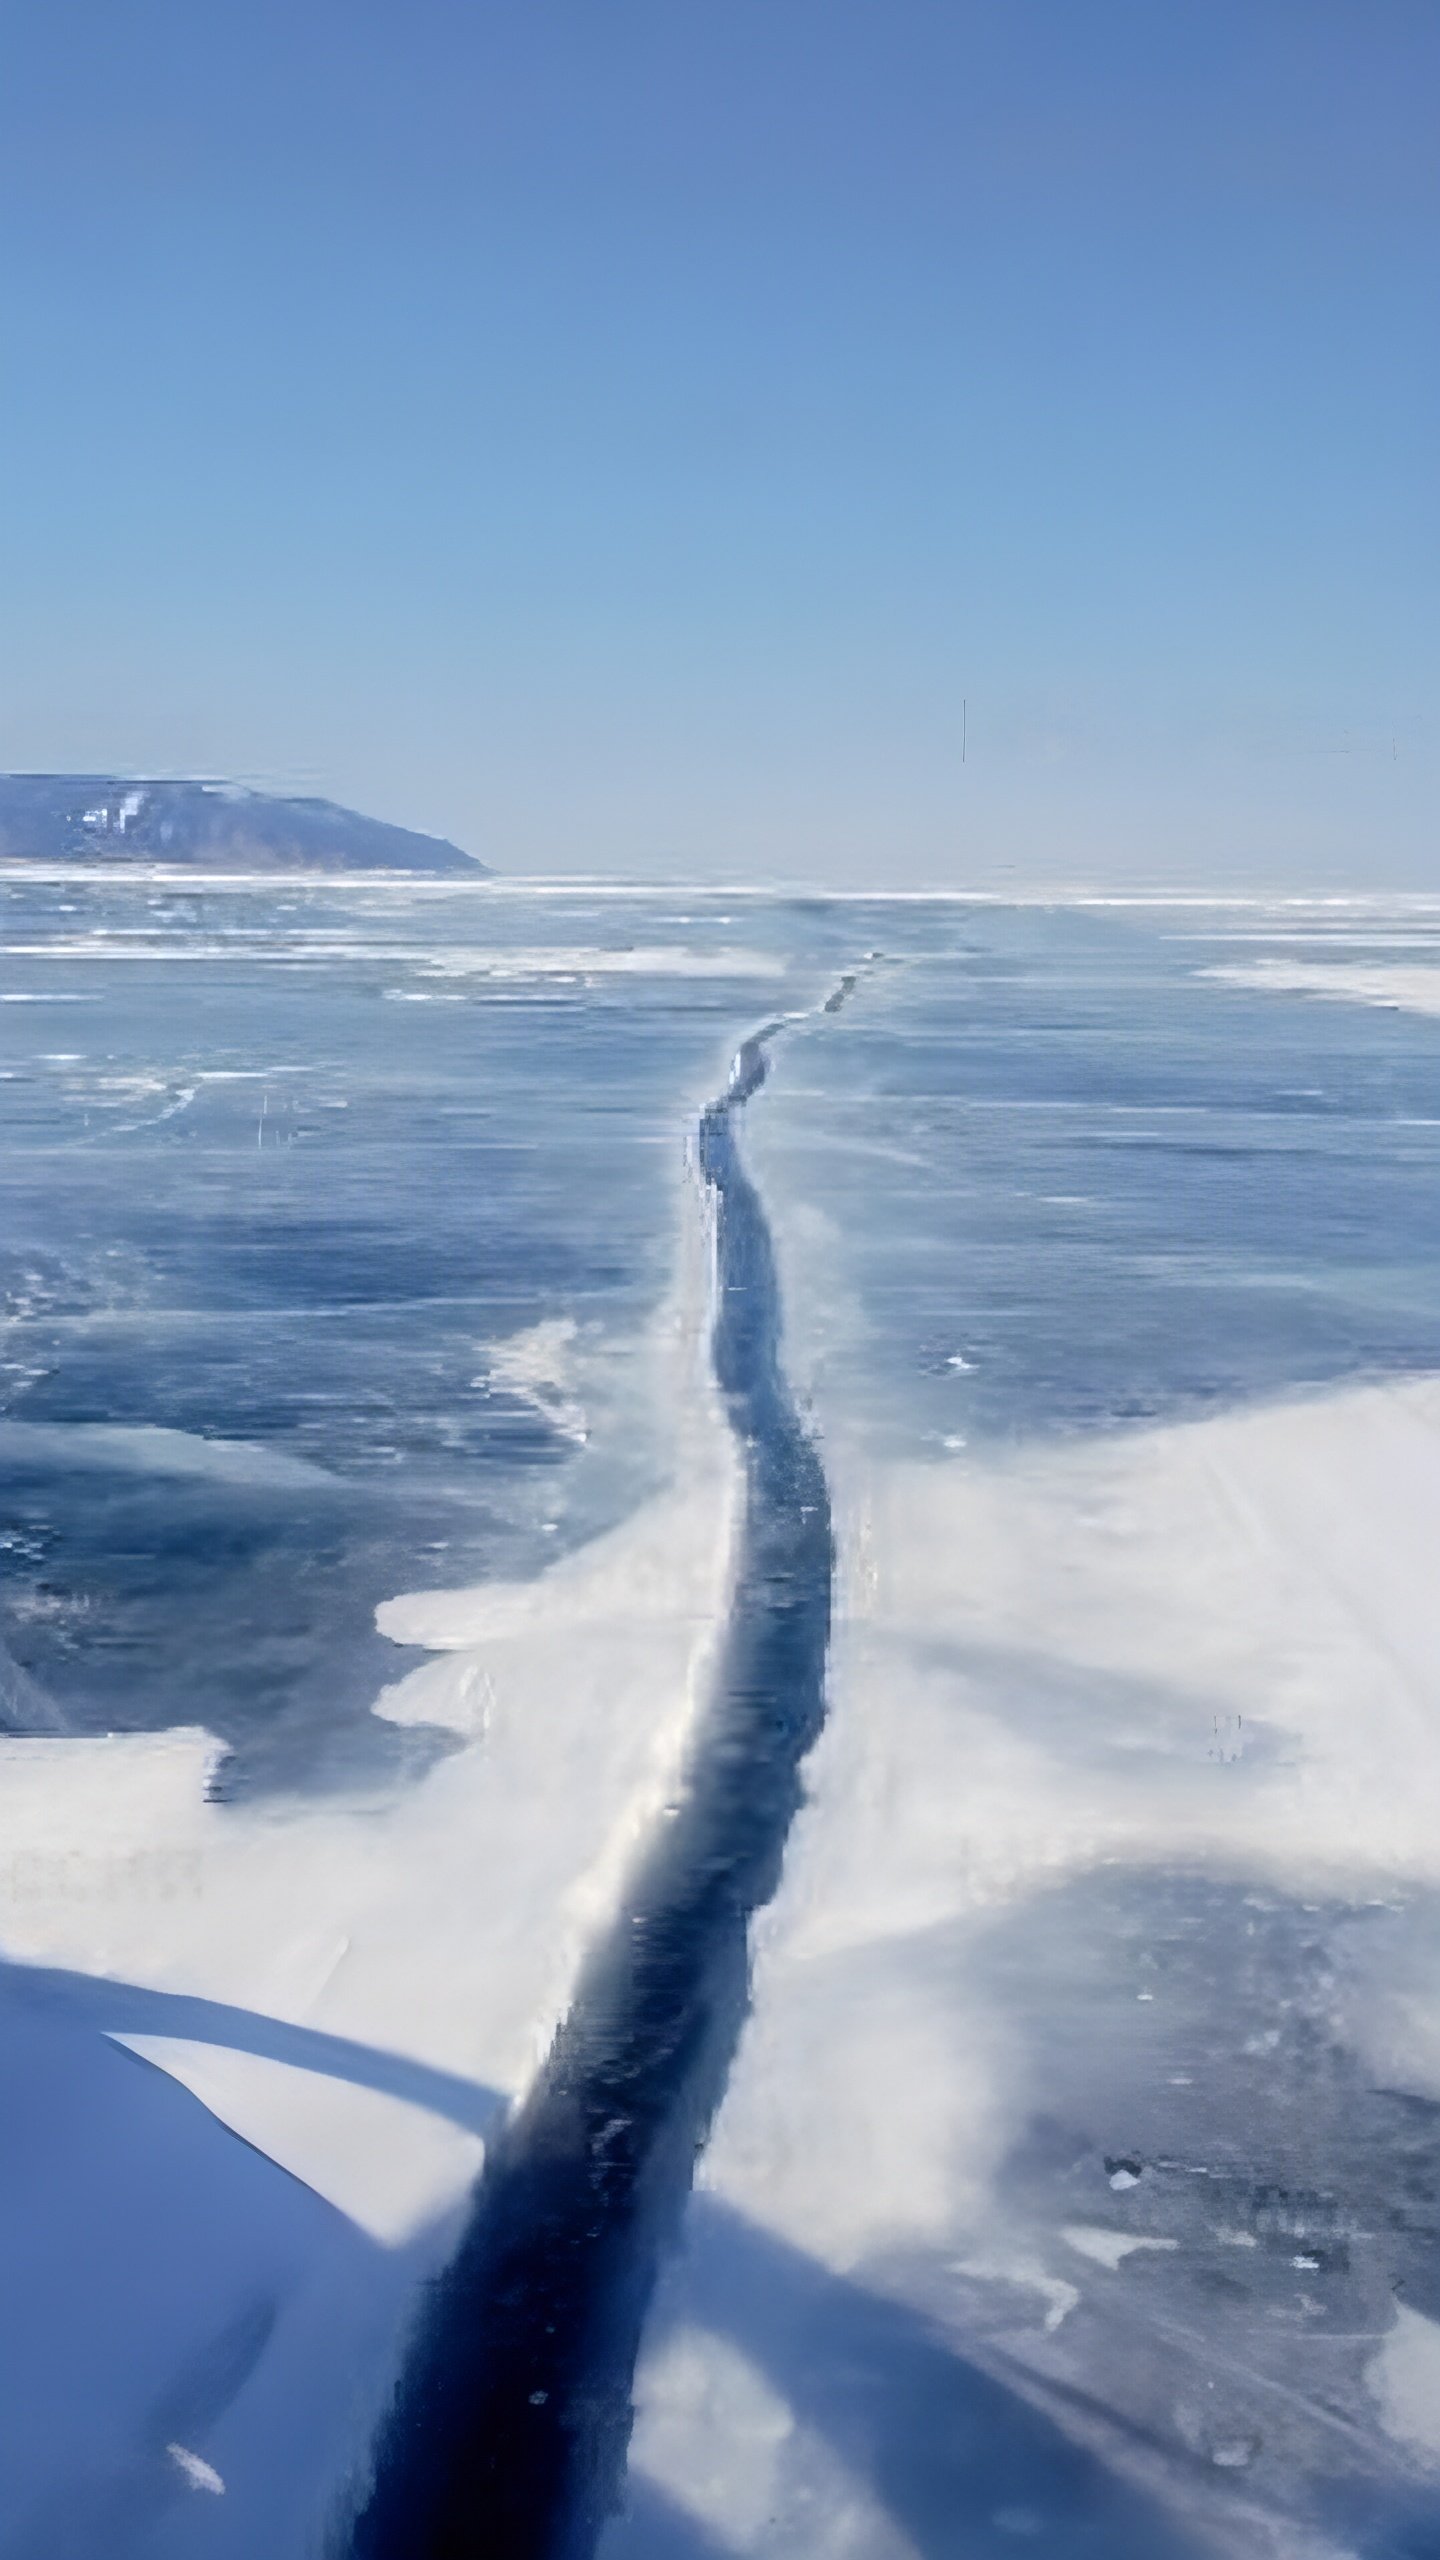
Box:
[349,1002,843,2559]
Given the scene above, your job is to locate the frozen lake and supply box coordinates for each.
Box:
[6,874,1440,2557]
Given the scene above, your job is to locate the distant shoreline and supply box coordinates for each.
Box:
[0,861,492,888]
[0,776,485,878]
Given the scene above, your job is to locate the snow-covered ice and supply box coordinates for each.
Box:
[0,1160,739,2553]
[1204,957,1440,1015]
[9,880,1440,2555]
[610,1375,1440,2557]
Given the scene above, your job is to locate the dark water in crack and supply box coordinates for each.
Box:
[349,1012,835,2560]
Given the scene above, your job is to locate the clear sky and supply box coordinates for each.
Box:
[0,0,1434,887]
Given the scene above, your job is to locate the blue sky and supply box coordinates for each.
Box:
[0,0,1434,885]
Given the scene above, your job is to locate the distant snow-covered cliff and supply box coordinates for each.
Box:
[0,776,485,875]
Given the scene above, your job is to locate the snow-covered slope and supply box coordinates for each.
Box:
[0,777,483,875]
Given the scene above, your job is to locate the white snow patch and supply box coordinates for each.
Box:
[478,1315,588,1445]
[0,1420,344,1492]
[627,2329,795,2544]
[624,2324,916,2560]
[0,934,787,979]
[1061,2225,1179,2271]
[116,2035,483,2243]
[1204,958,1440,1016]
[168,2444,225,2495]
[1367,2304,1440,2461]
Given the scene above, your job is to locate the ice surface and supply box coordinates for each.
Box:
[0,1373,735,2550]
[0,1419,345,1490]
[1205,958,1440,1014]
[611,1375,1440,2556]
[0,864,853,2548]
[606,907,1440,2558]
[8,886,1440,2556]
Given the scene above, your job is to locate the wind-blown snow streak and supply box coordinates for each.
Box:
[1203,956,1440,1015]
[351,993,850,2560]
[0,1632,67,1736]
